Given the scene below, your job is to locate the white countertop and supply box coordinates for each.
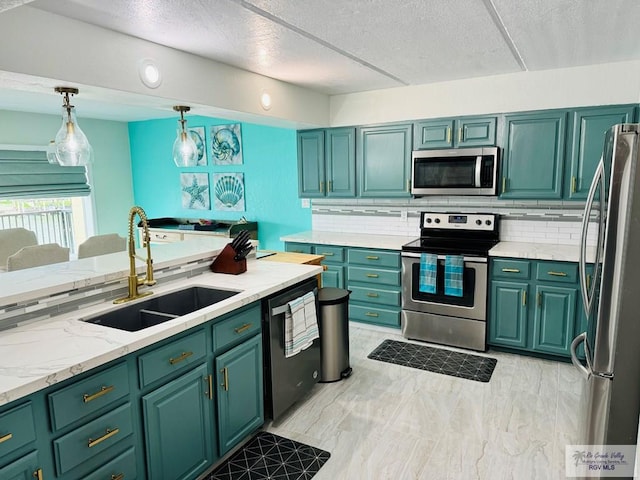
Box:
[281,230,415,251]
[0,251,322,406]
[490,241,596,263]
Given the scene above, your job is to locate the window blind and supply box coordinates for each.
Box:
[0,149,91,198]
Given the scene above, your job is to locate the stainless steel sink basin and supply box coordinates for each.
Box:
[84,286,240,332]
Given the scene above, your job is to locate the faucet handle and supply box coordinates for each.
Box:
[144,279,157,286]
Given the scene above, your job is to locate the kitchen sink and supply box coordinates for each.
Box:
[84,286,241,332]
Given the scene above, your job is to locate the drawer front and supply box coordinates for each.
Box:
[536,261,578,284]
[492,259,531,280]
[148,230,182,243]
[213,303,261,353]
[314,245,345,263]
[285,242,313,254]
[348,249,400,268]
[48,363,130,431]
[138,330,207,388]
[349,304,400,327]
[0,402,36,459]
[84,446,137,480]
[349,285,401,307]
[348,266,401,286]
[53,403,134,475]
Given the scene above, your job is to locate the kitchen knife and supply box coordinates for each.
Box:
[234,245,253,261]
[230,230,249,251]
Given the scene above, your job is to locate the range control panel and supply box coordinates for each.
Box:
[421,213,497,231]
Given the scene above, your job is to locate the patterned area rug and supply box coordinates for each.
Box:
[206,431,330,480]
[368,339,497,383]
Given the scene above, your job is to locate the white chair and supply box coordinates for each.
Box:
[0,228,38,268]
[77,233,126,259]
[7,243,70,271]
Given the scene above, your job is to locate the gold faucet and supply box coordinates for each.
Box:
[114,206,156,304]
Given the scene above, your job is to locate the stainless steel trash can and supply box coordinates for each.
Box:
[318,287,352,382]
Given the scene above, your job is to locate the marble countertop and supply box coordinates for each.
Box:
[0,255,322,406]
[281,231,416,251]
[490,241,596,263]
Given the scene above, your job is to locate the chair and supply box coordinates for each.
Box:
[0,228,38,268]
[77,233,126,259]
[7,243,70,271]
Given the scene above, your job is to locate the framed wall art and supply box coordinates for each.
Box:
[213,173,245,211]
[188,126,207,166]
[211,123,243,165]
[181,173,210,210]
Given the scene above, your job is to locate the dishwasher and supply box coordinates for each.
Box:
[262,276,321,421]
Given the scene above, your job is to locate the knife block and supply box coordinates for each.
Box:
[210,244,247,275]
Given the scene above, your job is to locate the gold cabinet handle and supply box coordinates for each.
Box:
[234,323,252,334]
[319,252,334,256]
[0,432,13,444]
[458,127,463,143]
[206,374,213,400]
[291,249,303,253]
[446,127,451,143]
[88,427,119,448]
[501,268,520,273]
[112,474,124,480]
[83,385,114,403]
[221,367,229,391]
[365,255,379,260]
[328,180,332,192]
[365,312,379,317]
[522,290,527,306]
[33,469,43,480]
[366,292,379,298]
[547,271,568,277]
[169,351,193,365]
[155,233,168,240]
[571,176,577,193]
[366,273,379,278]
[502,177,506,194]
[319,181,325,193]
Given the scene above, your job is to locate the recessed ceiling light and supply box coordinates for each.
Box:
[260,91,272,110]
[138,59,162,89]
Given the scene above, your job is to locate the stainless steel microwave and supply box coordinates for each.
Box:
[410,147,499,196]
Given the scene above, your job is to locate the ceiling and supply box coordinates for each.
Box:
[1,0,640,120]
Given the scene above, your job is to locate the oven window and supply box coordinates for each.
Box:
[414,156,477,188]
[411,261,475,307]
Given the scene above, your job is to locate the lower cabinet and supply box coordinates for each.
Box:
[0,450,42,480]
[489,280,529,348]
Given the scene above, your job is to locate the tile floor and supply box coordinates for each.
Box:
[265,323,583,480]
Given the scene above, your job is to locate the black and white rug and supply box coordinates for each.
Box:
[368,339,497,383]
[206,431,330,480]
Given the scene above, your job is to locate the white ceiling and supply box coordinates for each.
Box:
[1,0,640,120]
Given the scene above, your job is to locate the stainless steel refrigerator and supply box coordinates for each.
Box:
[571,123,640,471]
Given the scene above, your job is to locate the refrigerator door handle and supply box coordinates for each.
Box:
[570,332,592,379]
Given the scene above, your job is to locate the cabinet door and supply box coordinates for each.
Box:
[143,363,214,480]
[488,281,528,348]
[455,116,497,147]
[321,265,344,289]
[326,128,356,197]
[501,111,566,199]
[0,451,41,480]
[566,105,637,200]
[357,124,412,197]
[413,119,453,149]
[298,130,326,197]
[532,285,577,357]
[216,334,263,456]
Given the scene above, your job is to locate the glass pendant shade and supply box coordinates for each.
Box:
[172,106,198,167]
[54,105,92,166]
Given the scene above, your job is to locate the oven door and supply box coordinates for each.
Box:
[401,252,488,321]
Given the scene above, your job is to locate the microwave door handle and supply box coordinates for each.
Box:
[475,156,482,187]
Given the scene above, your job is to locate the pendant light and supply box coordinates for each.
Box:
[53,87,92,166]
[172,105,198,167]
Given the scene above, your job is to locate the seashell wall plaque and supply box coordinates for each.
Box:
[213,173,245,211]
[211,123,242,165]
[188,126,207,166]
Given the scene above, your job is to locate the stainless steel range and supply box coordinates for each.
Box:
[401,212,499,351]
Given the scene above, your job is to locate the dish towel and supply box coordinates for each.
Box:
[284,291,319,358]
[419,253,438,294]
[444,255,464,297]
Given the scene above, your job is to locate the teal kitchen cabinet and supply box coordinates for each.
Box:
[0,450,42,480]
[142,363,214,480]
[298,128,356,198]
[566,104,638,200]
[532,284,577,356]
[357,124,412,197]
[215,334,263,456]
[0,402,43,480]
[414,115,497,149]
[284,242,313,254]
[489,280,529,349]
[500,110,567,199]
[313,244,345,289]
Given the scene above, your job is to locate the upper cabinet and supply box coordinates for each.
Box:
[357,124,412,197]
[565,105,638,200]
[500,110,567,199]
[413,116,497,149]
[297,128,355,198]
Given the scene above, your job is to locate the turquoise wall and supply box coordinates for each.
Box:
[128,115,311,250]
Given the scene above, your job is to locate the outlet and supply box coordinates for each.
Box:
[400,210,408,220]
[301,198,310,208]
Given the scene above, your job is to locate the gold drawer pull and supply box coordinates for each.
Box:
[547,271,568,277]
[366,273,379,278]
[155,234,168,239]
[88,427,119,448]
[366,293,379,298]
[169,351,193,365]
[365,255,379,260]
[112,474,124,480]
[446,127,451,143]
[234,323,252,334]
[33,469,43,480]
[221,367,229,391]
[319,252,334,256]
[0,432,13,443]
[83,385,114,403]
[291,250,303,253]
[502,268,520,273]
[365,312,379,317]
[206,375,213,400]
[458,127,463,143]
